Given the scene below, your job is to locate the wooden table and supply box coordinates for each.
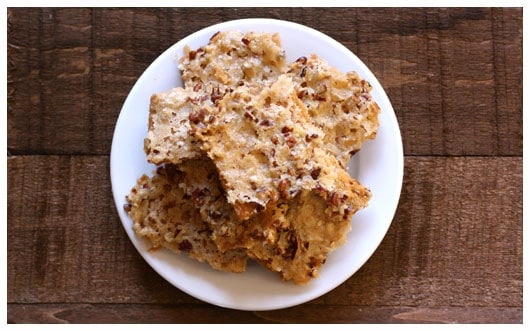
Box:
[7,8,522,323]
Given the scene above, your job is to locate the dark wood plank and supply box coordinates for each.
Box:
[7,8,522,156]
[7,8,95,154]
[6,304,271,324]
[350,156,522,307]
[490,8,524,154]
[6,155,200,305]
[7,156,522,315]
[359,8,523,156]
[256,305,523,324]
[6,304,522,324]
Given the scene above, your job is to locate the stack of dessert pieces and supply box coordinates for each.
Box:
[125,31,379,284]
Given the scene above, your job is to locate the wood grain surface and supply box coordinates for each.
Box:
[7,7,522,323]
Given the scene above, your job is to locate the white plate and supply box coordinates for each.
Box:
[110,18,403,311]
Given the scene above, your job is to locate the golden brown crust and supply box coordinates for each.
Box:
[174,158,244,248]
[145,31,288,166]
[174,157,371,284]
[190,75,328,220]
[244,189,359,284]
[287,54,380,167]
[179,31,286,92]
[125,165,248,273]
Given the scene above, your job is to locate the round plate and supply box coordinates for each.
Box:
[110,18,403,311]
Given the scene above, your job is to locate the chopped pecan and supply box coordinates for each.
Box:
[260,119,272,127]
[178,240,192,252]
[189,95,209,105]
[349,149,360,156]
[343,206,354,219]
[300,67,307,78]
[287,167,295,177]
[329,191,340,207]
[189,108,207,124]
[210,86,224,104]
[286,136,297,148]
[297,90,307,99]
[305,133,319,142]
[278,179,291,199]
[360,92,372,101]
[244,111,256,121]
[340,194,348,202]
[308,257,319,269]
[310,168,321,180]
[315,94,326,101]
[123,203,132,212]
[209,31,221,41]
[281,126,293,135]
[193,82,202,92]
[314,184,328,195]
[296,56,307,65]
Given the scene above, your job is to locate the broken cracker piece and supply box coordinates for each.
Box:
[179,30,287,92]
[287,54,380,167]
[125,165,248,273]
[190,74,328,220]
[174,155,371,284]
